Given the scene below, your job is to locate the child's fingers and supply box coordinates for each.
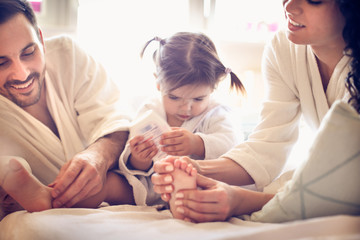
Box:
[129,135,145,146]
[160,130,183,145]
[135,145,158,161]
[162,143,187,156]
[147,147,158,159]
[133,140,156,154]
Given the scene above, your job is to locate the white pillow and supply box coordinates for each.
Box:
[250,100,360,223]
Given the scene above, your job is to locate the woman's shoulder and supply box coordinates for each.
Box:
[266,30,292,54]
[263,29,308,68]
[267,29,307,53]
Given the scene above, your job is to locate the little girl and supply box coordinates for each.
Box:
[118,32,246,209]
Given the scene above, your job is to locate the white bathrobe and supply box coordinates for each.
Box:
[222,30,351,191]
[118,97,242,205]
[0,36,130,185]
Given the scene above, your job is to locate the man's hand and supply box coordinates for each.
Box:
[50,131,128,208]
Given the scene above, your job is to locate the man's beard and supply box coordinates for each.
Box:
[5,71,44,108]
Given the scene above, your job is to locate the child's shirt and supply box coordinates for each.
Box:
[117,96,243,205]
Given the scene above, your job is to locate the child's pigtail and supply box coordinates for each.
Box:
[140,36,165,59]
[225,67,246,95]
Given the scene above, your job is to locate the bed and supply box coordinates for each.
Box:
[1,106,359,240]
[0,205,359,240]
[1,88,360,239]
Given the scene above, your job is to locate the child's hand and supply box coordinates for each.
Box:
[129,135,158,171]
[160,127,205,158]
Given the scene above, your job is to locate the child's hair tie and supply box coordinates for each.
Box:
[154,36,162,41]
[225,68,232,75]
[154,36,165,45]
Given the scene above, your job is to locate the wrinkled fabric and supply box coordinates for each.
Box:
[222,30,351,190]
[118,96,242,205]
[0,36,130,185]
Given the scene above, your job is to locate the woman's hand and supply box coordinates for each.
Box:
[174,175,274,223]
[173,174,238,223]
[152,156,273,223]
[152,156,237,222]
[129,135,158,171]
[160,128,205,158]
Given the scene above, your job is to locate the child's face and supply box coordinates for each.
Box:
[161,84,213,127]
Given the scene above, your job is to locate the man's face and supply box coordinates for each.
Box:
[0,13,45,108]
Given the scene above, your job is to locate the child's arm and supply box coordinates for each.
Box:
[128,136,158,171]
[160,128,205,158]
[160,105,240,159]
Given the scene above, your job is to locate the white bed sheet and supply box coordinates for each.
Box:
[0,205,359,240]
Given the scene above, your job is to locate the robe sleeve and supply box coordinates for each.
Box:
[222,31,302,190]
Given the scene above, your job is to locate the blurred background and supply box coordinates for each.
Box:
[30,0,311,171]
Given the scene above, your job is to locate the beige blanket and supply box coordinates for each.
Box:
[0,205,359,240]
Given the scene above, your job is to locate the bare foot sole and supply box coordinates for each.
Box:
[0,156,52,213]
[169,159,197,219]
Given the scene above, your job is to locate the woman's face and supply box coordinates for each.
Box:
[283,0,345,48]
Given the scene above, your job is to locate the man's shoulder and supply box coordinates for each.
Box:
[43,35,82,86]
[44,35,78,53]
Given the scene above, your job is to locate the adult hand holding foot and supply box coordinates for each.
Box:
[49,135,123,208]
[153,157,273,223]
[152,0,360,223]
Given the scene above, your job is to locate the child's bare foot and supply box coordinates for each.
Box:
[0,156,52,213]
[169,158,197,219]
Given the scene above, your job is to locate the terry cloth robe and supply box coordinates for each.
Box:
[222,30,351,191]
[118,96,242,205]
[0,36,130,185]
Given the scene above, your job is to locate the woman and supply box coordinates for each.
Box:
[151,0,360,222]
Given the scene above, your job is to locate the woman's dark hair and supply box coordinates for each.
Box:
[338,0,360,113]
[141,32,245,95]
[0,0,40,39]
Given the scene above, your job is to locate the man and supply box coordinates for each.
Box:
[0,0,132,218]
